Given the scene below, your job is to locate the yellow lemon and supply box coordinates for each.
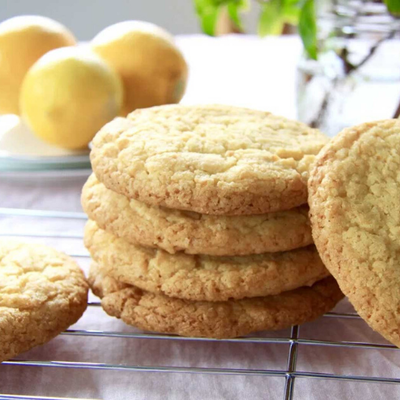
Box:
[91,21,188,116]
[0,15,76,115]
[20,47,123,150]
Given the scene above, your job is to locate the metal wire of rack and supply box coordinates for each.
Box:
[1,207,400,400]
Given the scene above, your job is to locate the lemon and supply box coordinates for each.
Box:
[92,21,188,116]
[20,47,123,150]
[0,15,76,115]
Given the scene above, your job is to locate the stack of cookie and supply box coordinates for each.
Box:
[82,104,343,338]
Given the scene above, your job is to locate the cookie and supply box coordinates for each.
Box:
[84,220,330,301]
[89,261,342,338]
[82,174,313,256]
[308,119,400,348]
[0,240,88,362]
[90,104,328,215]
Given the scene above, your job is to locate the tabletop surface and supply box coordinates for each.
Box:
[1,34,399,400]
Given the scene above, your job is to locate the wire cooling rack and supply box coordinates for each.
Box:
[1,207,400,400]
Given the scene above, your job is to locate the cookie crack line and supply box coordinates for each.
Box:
[81,174,313,255]
[308,119,400,348]
[0,240,88,362]
[91,104,328,215]
[89,261,343,339]
[84,220,330,302]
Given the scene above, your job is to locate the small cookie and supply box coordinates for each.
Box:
[84,220,330,301]
[0,240,88,362]
[82,174,313,255]
[89,261,343,338]
[90,104,328,215]
[309,119,400,348]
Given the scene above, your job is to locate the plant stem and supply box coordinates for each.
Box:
[393,100,400,118]
[347,30,395,74]
[308,29,396,128]
[309,77,339,128]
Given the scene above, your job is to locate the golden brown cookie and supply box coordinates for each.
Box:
[84,220,330,301]
[90,104,328,215]
[308,119,400,348]
[89,261,343,338]
[82,174,313,255]
[0,240,88,362]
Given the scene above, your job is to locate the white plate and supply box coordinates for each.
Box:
[0,115,92,180]
[0,115,90,164]
[0,168,92,183]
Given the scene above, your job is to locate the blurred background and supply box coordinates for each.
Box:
[3,0,263,37]
[3,0,201,37]
[1,0,399,185]
[2,5,400,400]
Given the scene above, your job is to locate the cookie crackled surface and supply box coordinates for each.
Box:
[82,174,313,255]
[0,240,88,362]
[90,104,328,215]
[89,261,343,338]
[84,220,329,302]
[308,119,400,347]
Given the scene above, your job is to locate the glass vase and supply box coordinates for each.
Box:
[296,0,400,136]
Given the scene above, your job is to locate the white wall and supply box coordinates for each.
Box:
[1,0,201,39]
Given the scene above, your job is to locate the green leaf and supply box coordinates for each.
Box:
[299,0,317,59]
[258,0,285,36]
[238,0,250,11]
[194,0,249,35]
[384,0,400,16]
[227,2,243,29]
[194,0,220,36]
[200,7,220,35]
[282,0,301,24]
[227,0,249,30]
